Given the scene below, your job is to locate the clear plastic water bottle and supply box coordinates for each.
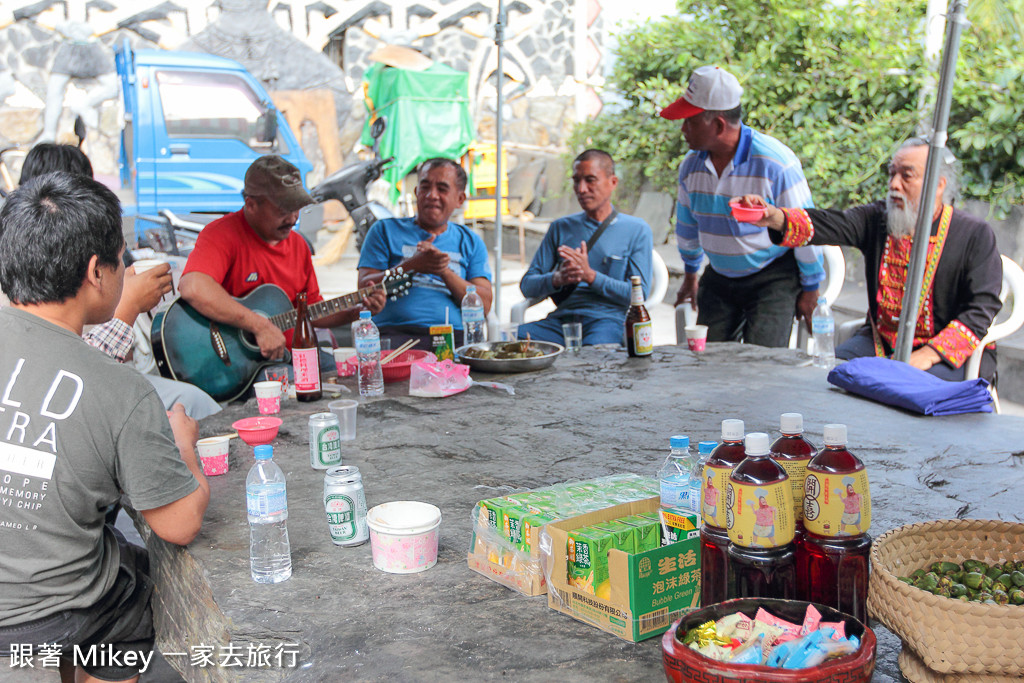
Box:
[689,440,717,524]
[354,310,384,397]
[247,445,292,584]
[461,285,486,346]
[659,435,692,509]
[811,296,835,368]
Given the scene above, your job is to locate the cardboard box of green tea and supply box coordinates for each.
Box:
[467,475,660,596]
[545,497,701,642]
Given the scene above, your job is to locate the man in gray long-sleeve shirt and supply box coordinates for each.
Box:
[518,150,653,345]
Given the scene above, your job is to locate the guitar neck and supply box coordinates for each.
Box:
[268,282,384,331]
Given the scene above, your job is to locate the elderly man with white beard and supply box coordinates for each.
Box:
[732,138,1003,381]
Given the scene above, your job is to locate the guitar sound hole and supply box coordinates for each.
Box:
[239,329,260,351]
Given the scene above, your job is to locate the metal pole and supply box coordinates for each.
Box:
[493,1,505,322]
[893,0,968,362]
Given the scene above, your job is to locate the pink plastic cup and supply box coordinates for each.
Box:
[685,325,708,352]
[196,436,230,476]
[253,380,281,415]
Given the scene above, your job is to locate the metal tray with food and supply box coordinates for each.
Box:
[455,340,564,373]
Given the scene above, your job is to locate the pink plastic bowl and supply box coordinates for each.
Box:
[231,416,282,447]
[729,201,766,223]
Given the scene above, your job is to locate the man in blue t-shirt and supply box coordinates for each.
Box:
[358,158,492,347]
[518,149,653,345]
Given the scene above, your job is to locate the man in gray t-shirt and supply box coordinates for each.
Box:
[0,172,210,682]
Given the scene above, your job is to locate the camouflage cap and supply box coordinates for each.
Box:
[243,155,313,212]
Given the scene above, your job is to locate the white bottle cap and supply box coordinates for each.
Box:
[823,423,848,446]
[721,419,744,441]
[779,413,803,434]
[745,432,770,456]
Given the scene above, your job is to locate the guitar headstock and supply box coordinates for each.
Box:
[381,268,413,301]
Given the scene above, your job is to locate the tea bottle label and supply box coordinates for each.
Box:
[701,463,732,528]
[726,478,795,548]
[803,469,872,537]
[774,456,812,523]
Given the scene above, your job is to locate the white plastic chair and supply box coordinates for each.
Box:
[965,255,1024,413]
[509,249,669,324]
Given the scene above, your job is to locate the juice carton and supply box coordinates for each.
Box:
[475,498,515,564]
[501,505,533,552]
[592,520,637,555]
[619,515,661,553]
[522,512,555,554]
[567,526,615,598]
[636,512,664,546]
[658,506,700,546]
[430,324,455,361]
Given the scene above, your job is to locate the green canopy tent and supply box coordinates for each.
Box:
[361,62,474,203]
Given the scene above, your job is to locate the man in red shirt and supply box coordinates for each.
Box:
[180,156,384,362]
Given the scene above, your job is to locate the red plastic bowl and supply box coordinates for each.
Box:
[231,416,282,447]
[662,598,876,683]
[729,201,766,223]
[346,349,437,383]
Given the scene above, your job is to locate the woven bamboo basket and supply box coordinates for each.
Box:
[868,519,1024,677]
[898,647,1024,683]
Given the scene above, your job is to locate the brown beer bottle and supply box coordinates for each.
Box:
[292,292,322,402]
[625,276,653,357]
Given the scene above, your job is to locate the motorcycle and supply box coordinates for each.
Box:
[309,116,395,250]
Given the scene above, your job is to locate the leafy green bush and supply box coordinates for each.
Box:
[573,0,1023,216]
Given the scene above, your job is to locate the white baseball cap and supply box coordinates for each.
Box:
[660,65,743,120]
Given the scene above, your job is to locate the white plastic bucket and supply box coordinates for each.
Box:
[366,501,441,574]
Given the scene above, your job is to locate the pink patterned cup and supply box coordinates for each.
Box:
[254,380,282,415]
[196,436,230,476]
[685,325,708,352]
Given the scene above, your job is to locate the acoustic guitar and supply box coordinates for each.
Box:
[151,269,411,402]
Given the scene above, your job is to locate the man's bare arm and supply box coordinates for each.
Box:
[179,271,286,359]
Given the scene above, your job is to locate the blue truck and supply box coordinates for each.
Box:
[114,40,312,245]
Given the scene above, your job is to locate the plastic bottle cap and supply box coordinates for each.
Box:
[779,412,803,434]
[818,296,827,304]
[670,435,689,449]
[466,285,476,294]
[254,444,273,459]
[359,310,371,319]
[744,432,770,455]
[823,423,848,446]
[698,441,717,455]
[721,419,744,440]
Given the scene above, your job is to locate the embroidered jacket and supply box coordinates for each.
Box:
[770,201,1002,369]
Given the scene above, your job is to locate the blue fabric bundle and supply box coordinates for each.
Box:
[827,357,993,416]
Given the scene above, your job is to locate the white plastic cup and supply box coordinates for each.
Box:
[131,258,167,273]
[253,380,282,415]
[685,324,708,352]
[366,501,441,574]
[333,347,357,377]
[327,399,358,441]
[561,322,582,354]
[196,436,230,476]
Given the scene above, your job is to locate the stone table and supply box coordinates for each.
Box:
[138,344,1024,682]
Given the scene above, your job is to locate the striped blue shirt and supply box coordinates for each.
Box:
[675,125,824,290]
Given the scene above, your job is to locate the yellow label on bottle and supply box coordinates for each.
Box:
[632,321,653,355]
[726,478,795,548]
[775,457,812,522]
[802,469,871,537]
[701,463,732,528]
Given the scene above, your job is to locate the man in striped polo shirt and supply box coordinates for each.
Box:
[661,66,824,347]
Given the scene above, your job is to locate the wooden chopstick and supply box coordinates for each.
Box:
[380,338,419,365]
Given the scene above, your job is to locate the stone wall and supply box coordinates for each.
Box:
[0,0,605,198]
